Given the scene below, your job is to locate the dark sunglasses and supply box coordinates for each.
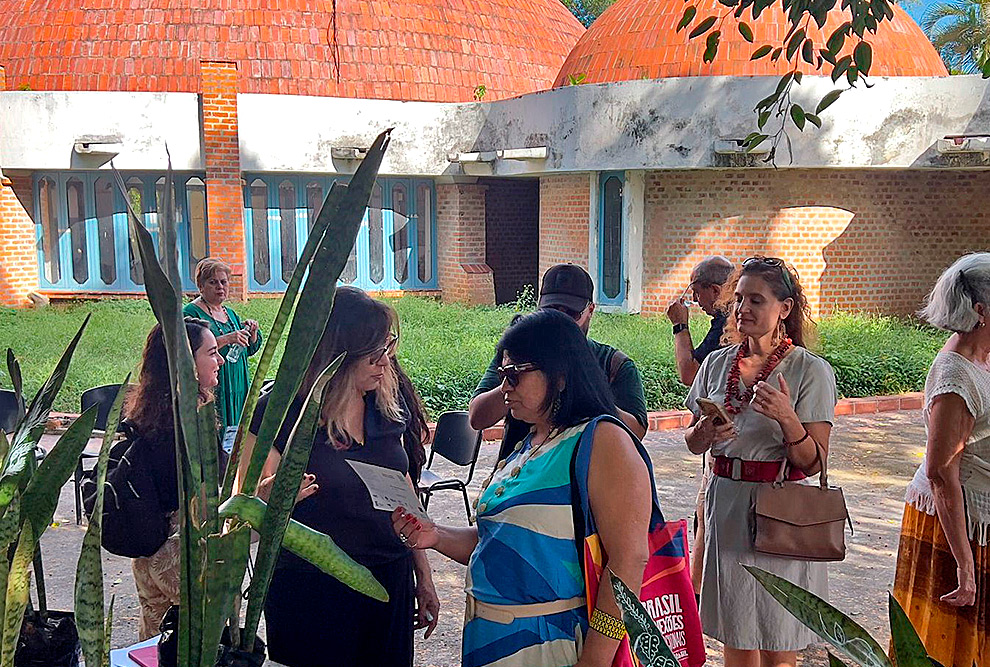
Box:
[543,303,587,321]
[368,333,398,365]
[742,256,794,295]
[497,362,538,387]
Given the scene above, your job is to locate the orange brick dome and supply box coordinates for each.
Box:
[0,0,584,102]
[555,0,947,85]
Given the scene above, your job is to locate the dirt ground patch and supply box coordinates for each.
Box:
[38,411,924,665]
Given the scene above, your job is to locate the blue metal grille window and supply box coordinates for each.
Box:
[34,171,207,293]
[598,172,626,305]
[242,174,438,292]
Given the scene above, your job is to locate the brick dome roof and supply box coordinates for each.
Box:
[0,0,585,102]
[555,0,947,85]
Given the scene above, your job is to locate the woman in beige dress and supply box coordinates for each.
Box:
[684,257,838,667]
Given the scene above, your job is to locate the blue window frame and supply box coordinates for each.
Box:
[597,171,626,306]
[243,174,438,292]
[33,171,207,292]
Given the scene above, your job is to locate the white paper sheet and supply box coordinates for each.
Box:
[346,460,430,522]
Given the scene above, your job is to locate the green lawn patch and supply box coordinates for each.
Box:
[0,297,946,417]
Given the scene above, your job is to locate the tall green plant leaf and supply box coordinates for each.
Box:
[1,522,33,666]
[744,566,892,667]
[200,526,251,663]
[5,350,24,420]
[888,593,931,666]
[75,375,129,667]
[239,128,394,496]
[0,316,91,513]
[608,570,680,667]
[829,653,851,666]
[241,356,343,644]
[0,498,20,629]
[103,595,115,667]
[218,494,387,602]
[21,407,98,538]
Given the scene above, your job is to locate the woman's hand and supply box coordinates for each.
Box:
[392,508,440,550]
[752,376,800,427]
[941,566,977,606]
[218,329,250,348]
[413,578,440,638]
[257,472,318,504]
[686,414,736,453]
[243,319,260,344]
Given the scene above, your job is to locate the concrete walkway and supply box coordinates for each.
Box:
[38,410,925,665]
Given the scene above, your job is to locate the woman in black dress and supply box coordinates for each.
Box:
[245,286,438,667]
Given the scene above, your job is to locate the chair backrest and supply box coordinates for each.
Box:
[80,384,123,432]
[430,411,483,467]
[0,389,19,434]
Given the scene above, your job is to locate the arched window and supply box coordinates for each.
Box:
[600,175,623,300]
[126,177,145,284]
[278,180,297,282]
[416,183,433,284]
[251,179,270,285]
[369,184,384,285]
[94,177,116,284]
[66,177,88,284]
[186,178,208,278]
[38,177,62,284]
[391,183,409,283]
[306,181,323,232]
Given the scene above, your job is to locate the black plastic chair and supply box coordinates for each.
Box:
[418,411,483,520]
[74,384,123,525]
[0,389,19,434]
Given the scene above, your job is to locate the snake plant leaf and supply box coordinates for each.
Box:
[220,178,344,501]
[744,565,892,667]
[21,406,98,539]
[242,356,344,643]
[75,374,129,667]
[219,494,387,602]
[0,315,90,512]
[2,521,33,666]
[5,349,24,420]
[239,128,394,496]
[888,592,931,666]
[103,595,115,667]
[0,498,19,629]
[0,432,8,490]
[828,653,851,666]
[201,526,250,664]
[608,569,680,667]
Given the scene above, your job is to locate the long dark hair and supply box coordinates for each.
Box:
[718,257,816,349]
[497,309,617,429]
[125,317,213,437]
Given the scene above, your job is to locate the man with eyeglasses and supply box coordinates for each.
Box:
[469,264,649,464]
[666,255,734,386]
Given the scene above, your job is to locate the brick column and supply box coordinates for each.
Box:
[539,174,591,278]
[200,61,247,300]
[0,176,39,307]
[0,65,6,90]
[436,183,494,305]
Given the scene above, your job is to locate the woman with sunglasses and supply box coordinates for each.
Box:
[393,309,653,667]
[242,286,437,667]
[684,257,837,667]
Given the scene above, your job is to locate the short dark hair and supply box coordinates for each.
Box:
[497,309,617,429]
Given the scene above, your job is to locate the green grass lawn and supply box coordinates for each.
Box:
[0,297,947,417]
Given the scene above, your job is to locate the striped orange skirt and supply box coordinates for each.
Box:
[892,503,987,667]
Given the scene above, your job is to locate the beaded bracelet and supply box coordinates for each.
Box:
[784,430,811,448]
[590,608,627,640]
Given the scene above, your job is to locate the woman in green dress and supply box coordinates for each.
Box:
[183,258,263,428]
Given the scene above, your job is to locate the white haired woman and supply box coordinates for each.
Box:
[894,253,990,667]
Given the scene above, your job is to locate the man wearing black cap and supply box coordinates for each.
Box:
[469,264,649,464]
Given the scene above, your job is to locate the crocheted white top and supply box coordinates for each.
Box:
[906,350,990,546]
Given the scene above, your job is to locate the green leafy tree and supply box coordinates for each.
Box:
[561,0,616,26]
[922,0,990,74]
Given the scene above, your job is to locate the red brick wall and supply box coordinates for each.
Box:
[484,178,540,305]
[643,169,990,317]
[0,175,39,307]
[436,183,494,305]
[200,61,246,300]
[539,174,591,278]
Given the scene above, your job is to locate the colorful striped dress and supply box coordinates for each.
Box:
[463,422,590,667]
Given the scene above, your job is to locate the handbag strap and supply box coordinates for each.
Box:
[774,437,829,490]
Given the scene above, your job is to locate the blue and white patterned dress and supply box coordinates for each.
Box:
[463,421,591,667]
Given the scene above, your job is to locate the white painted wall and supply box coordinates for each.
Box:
[2,76,988,174]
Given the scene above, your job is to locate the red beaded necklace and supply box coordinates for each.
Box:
[724,337,793,414]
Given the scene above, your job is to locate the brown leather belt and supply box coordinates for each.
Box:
[465,594,585,625]
[712,455,806,483]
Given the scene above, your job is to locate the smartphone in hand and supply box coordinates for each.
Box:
[696,397,732,427]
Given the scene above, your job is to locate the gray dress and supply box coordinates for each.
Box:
[686,344,838,651]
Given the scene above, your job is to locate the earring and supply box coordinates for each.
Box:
[772,319,786,346]
[550,394,562,425]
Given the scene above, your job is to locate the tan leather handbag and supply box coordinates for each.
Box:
[754,442,852,562]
